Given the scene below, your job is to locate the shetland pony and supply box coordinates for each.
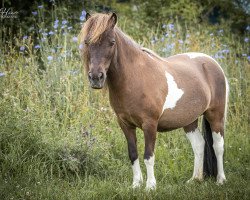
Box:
[79,13,228,190]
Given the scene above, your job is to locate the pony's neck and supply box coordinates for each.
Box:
[107,28,142,91]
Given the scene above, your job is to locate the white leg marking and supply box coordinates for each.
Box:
[186,128,205,182]
[163,72,184,111]
[212,132,226,184]
[132,159,143,188]
[144,155,156,190]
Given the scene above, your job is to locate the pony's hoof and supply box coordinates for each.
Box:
[186,178,193,183]
[216,175,226,185]
[145,181,156,191]
[186,177,203,183]
[132,181,142,189]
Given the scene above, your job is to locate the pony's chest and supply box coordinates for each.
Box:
[109,89,164,128]
[109,94,143,126]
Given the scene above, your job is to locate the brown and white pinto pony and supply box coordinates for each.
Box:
[79,13,228,190]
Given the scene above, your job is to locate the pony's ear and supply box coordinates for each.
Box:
[109,12,117,29]
[86,12,91,21]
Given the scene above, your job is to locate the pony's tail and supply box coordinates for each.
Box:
[203,117,217,177]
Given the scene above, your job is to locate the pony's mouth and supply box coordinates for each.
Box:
[91,84,103,89]
[90,81,104,89]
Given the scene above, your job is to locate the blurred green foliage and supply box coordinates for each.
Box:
[0,0,249,39]
[131,0,249,33]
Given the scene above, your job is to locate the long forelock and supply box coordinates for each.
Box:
[79,13,154,73]
[79,13,114,44]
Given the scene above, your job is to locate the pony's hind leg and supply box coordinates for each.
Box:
[210,119,226,184]
[212,131,226,184]
[184,119,205,182]
[205,111,226,184]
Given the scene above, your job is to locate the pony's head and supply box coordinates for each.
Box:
[79,13,117,89]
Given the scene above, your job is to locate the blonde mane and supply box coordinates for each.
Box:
[79,13,165,64]
[79,13,115,44]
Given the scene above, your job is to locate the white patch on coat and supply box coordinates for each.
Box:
[186,128,205,181]
[144,155,156,190]
[184,52,225,74]
[163,72,184,111]
[132,159,143,188]
[184,52,213,59]
[212,132,226,184]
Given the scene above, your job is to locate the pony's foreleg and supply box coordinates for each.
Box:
[184,120,205,182]
[142,121,157,190]
[119,121,143,188]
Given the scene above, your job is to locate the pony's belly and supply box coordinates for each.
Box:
[157,107,204,132]
[157,125,179,132]
[157,118,191,132]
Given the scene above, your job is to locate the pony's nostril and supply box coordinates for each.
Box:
[88,72,92,79]
[88,72,104,81]
[98,72,104,79]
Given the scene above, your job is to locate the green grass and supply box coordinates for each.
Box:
[0,8,249,200]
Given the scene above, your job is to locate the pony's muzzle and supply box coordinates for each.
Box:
[88,71,105,89]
